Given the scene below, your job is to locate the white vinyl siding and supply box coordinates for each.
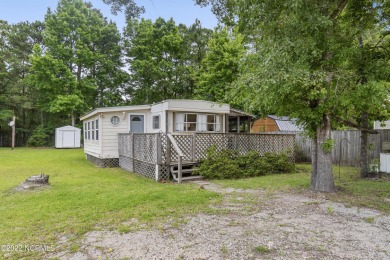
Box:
[81,100,231,159]
[101,110,150,158]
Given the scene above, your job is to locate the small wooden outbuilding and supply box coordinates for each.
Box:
[252,115,302,133]
[55,126,81,148]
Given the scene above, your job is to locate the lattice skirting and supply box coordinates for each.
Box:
[159,165,170,181]
[86,154,119,168]
[119,155,133,172]
[133,160,155,180]
[119,156,170,181]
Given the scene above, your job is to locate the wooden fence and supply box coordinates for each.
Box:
[295,130,390,166]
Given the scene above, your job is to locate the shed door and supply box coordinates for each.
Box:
[62,130,75,147]
[130,115,144,133]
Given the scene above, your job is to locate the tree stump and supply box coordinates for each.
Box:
[13,174,50,192]
[25,174,49,184]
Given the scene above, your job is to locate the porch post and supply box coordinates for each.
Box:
[132,133,135,171]
[156,133,162,181]
[192,132,196,162]
[178,156,182,183]
[166,136,171,165]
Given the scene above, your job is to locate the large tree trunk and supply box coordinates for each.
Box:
[311,136,317,188]
[360,112,369,178]
[311,113,336,192]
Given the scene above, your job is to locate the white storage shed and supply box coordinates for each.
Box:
[55,126,81,148]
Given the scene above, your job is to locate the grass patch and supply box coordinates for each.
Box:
[331,166,390,213]
[213,163,390,213]
[0,148,221,258]
[254,245,271,253]
[326,206,334,215]
[220,244,228,256]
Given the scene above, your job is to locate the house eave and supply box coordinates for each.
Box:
[229,108,254,117]
[80,105,151,120]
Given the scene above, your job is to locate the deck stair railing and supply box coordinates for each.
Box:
[167,134,184,183]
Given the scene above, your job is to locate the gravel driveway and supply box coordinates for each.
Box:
[51,181,390,259]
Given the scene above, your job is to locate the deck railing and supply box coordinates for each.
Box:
[118,132,295,181]
[167,134,184,183]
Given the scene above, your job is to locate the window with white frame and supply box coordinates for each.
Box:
[84,118,100,141]
[91,120,95,140]
[152,115,160,129]
[111,116,120,126]
[175,113,221,132]
[87,121,91,139]
[95,119,99,140]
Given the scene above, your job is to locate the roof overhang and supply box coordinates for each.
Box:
[80,105,151,120]
[229,108,254,117]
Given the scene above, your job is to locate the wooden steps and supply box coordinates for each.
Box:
[170,162,203,182]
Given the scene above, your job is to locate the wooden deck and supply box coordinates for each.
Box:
[118,132,296,182]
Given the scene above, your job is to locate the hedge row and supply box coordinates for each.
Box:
[197,145,294,179]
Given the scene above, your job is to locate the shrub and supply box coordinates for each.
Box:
[198,145,294,179]
[236,151,269,177]
[263,152,294,173]
[197,145,240,179]
[27,126,49,147]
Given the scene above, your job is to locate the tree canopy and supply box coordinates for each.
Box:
[198,0,390,191]
[124,17,212,104]
[0,0,215,146]
[29,0,127,126]
[195,26,245,103]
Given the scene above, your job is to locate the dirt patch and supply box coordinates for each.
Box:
[49,182,390,260]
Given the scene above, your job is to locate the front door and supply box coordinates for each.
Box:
[130,115,144,133]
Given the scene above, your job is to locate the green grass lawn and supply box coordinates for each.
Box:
[1,148,389,258]
[214,164,390,213]
[0,148,220,258]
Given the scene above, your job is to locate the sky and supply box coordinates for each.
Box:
[0,0,218,30]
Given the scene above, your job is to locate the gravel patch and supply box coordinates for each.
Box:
[49,182,390,260]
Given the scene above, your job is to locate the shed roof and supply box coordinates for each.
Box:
[268,115,303,132]
[56,125,81,130]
